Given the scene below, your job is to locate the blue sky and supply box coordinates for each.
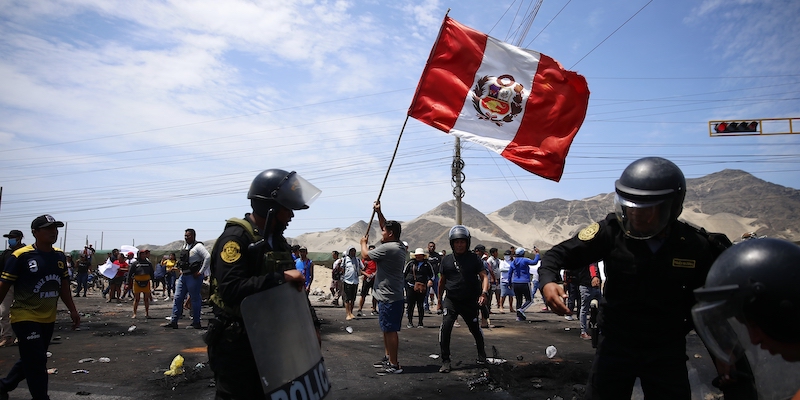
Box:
[1,0,798,251]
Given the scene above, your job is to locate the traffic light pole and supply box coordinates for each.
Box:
[709,117,798,137]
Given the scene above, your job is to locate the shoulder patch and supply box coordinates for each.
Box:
[578,222,600,241]
[220,240,242,264]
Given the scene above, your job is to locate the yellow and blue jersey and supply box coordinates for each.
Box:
[0,244,68,323]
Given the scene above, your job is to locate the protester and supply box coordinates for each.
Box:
[329,250,342,306]
[206,168,321,399]
[152,254,168,299]
[361,201,406,375]
[507,248,540,321]
[164,229,210,329]
[164,252,178,300]
[425,241,441,313]
[0,215,80,400]
[356,244,378,317]
[129,249,154,319]
[74,254,91,297]
[498,250,515,313]
[403,248,435,328]
[340,247,363,320]
[578,262,602,340]
[0,230,24,347]
[437,225,490,373]
[295,246,314,294]
[487,248,501,311]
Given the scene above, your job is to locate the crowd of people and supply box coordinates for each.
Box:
[2,159,799,400]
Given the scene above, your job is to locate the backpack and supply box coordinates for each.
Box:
[178,242,203,274]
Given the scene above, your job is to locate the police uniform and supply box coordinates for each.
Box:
[206,215,314,399]
[539,213,731,400]
[0,244,69,400]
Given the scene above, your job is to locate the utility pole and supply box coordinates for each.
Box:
[452,138,465,225]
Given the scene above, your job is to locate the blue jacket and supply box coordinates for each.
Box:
[507,254,540,284]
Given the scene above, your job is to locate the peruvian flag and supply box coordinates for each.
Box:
[408,16,590,182]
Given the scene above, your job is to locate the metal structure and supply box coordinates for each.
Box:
[709,117,798,137]
[451,138,465,225]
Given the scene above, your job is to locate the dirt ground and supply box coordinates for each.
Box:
[0,284,725,400]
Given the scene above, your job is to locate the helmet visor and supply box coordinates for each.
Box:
[691,299,746,363]
[614,194,672,239]
[274,172,321,210]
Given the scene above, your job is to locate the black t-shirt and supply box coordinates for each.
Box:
[427,251,441,274]
[76,259,91,274]
[440,252,483,302]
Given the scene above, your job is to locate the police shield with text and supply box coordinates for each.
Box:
[206,169,325,400]
[693,238,800,400]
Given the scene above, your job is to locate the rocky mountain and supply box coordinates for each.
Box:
[292,169,800,252]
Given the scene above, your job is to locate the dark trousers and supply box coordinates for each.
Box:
[208,325,264,400]
[0,321,55,400]
[75,272,89,295]
[512,282,532,311]
[405,287,425,325]
[439,297,486,362]
[587,335,690,400]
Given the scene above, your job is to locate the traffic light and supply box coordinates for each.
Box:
[713,121,759,134]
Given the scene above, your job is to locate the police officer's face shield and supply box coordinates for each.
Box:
[693,286,800,399]
[691,285,748,364]
[273,171,322,210]
[614,194,672,239]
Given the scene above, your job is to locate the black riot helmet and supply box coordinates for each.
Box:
[448,225,471,252]
[692,238,800,364]
[248,169,321,217]
[613,157,685,239]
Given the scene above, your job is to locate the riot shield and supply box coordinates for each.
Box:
[240,283,330,400]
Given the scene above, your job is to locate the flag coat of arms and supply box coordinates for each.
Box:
[408,16,590,181]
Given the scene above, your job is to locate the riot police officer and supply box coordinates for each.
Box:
[693,238,800,400]
[539,157,735,400]
[206,169,321,399]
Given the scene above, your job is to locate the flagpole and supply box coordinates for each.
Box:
[365,115,411,238]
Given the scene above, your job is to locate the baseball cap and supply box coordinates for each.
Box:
[515,248,526,256]
[474,244,486,252]
[3,229,23,238]
[504,250,512,256]
[31,215,65,230]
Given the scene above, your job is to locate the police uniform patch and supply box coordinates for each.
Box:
[221,240,242,264]
[578,222,600,241]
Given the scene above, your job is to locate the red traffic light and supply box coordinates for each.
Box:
[714,121,758,133]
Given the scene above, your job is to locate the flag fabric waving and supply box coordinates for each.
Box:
[408,16,590,182]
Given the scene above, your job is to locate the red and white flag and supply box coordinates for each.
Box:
[408,16,590,182]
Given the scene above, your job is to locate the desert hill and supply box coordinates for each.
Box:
[145,169,799,253]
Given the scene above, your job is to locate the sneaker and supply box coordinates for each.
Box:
[187,323,203,329]
[373,355,389,368]
[162,321,178,329]
[516,310,527,321]
[439,360,451,373]
[382,364,403,374]
[407,323,413,329]
[370,310,377,316]
[580,333,592,340]
[564,315,574,321]
[356,311,363,317]
[417,324,424,328]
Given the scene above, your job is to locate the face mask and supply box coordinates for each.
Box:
[7,238,17,247]
[504,255,512,261]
